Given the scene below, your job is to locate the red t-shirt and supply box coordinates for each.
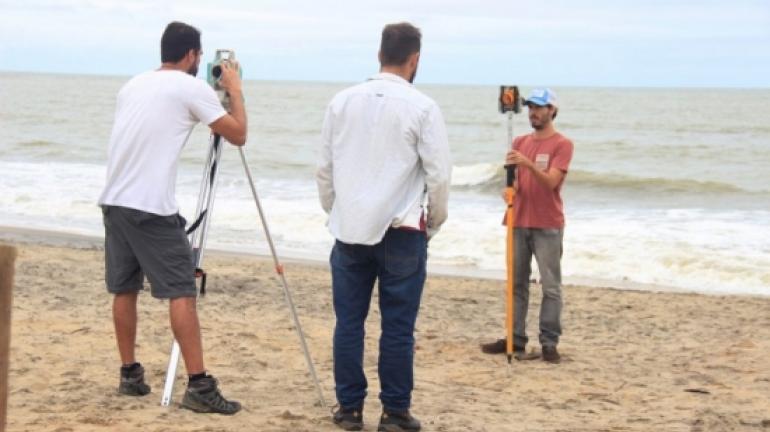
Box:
[511,132,573,228]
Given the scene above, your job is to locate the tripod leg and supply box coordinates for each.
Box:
[161,134,224,407]
[237,147,328,408]
[161,341,182,406]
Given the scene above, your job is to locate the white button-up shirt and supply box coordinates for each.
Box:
[317,72,452,245]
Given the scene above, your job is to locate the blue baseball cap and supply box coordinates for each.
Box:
[524,88,558,108]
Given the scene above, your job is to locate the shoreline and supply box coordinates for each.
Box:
[1,224,765,299]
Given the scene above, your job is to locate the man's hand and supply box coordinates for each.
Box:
[209,59,247,145]
[218,61,242,94]
[505,149,533,170]
[499,182,518,202]
[505,149,565,190]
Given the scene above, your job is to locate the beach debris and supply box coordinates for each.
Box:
[280,410,306,420]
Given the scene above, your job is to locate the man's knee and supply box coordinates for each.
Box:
[169,295,198,313]
[540,274,562,300]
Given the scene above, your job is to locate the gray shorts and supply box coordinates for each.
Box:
[102,205,196,299]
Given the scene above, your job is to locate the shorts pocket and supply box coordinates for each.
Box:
[130,209,180,228]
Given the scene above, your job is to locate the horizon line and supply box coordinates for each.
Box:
[1,68,768,91]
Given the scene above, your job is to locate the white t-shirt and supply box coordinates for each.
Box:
[98,70,226,215]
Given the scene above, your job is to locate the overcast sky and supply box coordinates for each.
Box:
[1,0,768,87]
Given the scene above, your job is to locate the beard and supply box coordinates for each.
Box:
[409,65,418,84]
[530,117,544,130]
[187,64,199,77]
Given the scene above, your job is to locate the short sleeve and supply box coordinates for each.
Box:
[188,80,227,126]
[551,137,574,173]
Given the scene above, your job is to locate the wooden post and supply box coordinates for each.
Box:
[0,244,17,432]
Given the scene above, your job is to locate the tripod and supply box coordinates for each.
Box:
[160,132,327,409]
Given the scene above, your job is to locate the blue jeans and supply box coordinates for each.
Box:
[331,228,427,412]
[513,228,564,348]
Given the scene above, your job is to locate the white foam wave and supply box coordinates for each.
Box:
[451,163,500,187]
[2,160,768,297]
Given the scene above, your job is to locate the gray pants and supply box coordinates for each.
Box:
[513,228,564,348]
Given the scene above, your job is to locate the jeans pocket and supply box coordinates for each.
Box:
[383,230,425,277]
[332,241,361,268]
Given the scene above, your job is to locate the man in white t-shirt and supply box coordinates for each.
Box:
[97,21,247,415]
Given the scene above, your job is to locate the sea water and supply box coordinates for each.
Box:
[1,72,768,295]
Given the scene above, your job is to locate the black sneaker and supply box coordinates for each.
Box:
[378,409,421,432]
[542,346,561,364]
[181,375,241,415]
[480,338,524,355]
[332,405,363,431]
[118,363,151,396]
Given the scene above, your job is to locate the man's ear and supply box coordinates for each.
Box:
[410,51,420,68]
[550,106,559,120]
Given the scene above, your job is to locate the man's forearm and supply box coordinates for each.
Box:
[427,188,449,232]
[526,165,562,190]
[228,89,247,134]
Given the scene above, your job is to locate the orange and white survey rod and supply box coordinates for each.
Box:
[499,85,521,364]
[504,164,516,364]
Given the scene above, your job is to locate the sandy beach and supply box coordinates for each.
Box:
[2,229,769,432]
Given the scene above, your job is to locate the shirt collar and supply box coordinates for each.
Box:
[368,72,412,87]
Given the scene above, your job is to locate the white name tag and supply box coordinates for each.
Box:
[535,153,549,170]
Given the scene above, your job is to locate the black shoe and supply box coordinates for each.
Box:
[378,409,421,432]
[181,375,241,415]
[480,338,524,355]
[118,363,151,396]
[542,346,561,364]
[333,405,363,431]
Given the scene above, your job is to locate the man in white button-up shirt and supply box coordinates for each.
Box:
[317,22,451,432]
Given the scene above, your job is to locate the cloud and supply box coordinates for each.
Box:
[0,0,768,87]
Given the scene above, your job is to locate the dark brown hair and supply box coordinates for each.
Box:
[160,21,201,63]
[379,22,421,66]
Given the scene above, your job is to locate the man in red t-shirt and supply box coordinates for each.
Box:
[481,88,573,363]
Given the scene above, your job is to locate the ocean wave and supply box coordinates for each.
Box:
[451,163,502,187]
[449,163,768,195]
[18,139,55,148]
[567,170,764,194]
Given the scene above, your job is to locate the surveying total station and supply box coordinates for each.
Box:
[160,50,327,409]
[207,49,242,110]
